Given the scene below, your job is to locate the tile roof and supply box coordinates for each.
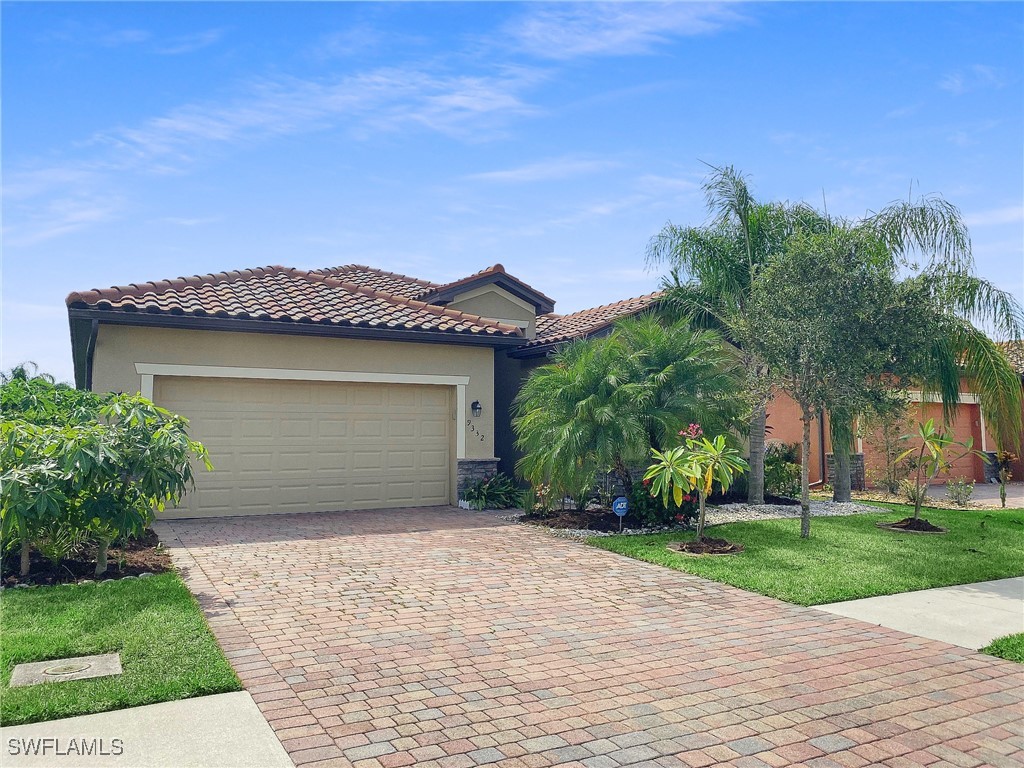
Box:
[998,341,1024,375]
[312,265,439,299]
[528,291,665,348]
[417,263,557,310]
[66,266,523,339]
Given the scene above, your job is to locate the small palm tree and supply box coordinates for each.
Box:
[513,315,743,500]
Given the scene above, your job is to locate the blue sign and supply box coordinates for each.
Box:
[612,496,629,516]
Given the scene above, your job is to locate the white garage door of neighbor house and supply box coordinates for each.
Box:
[154,376,452,517]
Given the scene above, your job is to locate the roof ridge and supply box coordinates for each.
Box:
[66,266,292,306]
[557,291,665,318]
[317,263,439,288]
[295,270,524,336]
[418,263,556,306]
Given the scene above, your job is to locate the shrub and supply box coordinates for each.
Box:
[764,442,800,498]
[630,480,696,527]
[460,473,522,510]
[2,366,210,577]
[945,477,974,506]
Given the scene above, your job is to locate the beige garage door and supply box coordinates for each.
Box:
[155,376,452,517]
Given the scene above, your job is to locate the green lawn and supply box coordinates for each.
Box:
[981,633,1024,664]
[1,573,240,726]
[589,505,1024,606]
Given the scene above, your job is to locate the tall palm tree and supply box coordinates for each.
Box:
[647,165,822,503]
[822,199,1023,500]
[512,315,743,499]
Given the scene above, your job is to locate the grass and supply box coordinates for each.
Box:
[981,633,1024,664]
[589,504,1024,606]
[1,573,240,726]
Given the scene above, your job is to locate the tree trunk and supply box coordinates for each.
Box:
[696,493,707,541]
[800,412,812,539]
[20,540,31,577]
[95,537,110,577]
[613,455,633,497]
[832,449,852,503]
[747,404,767,504]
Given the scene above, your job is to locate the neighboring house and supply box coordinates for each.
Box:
[765,342,1024,488]
[67,263,660,517]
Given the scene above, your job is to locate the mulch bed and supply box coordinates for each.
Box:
[521,509,651,532]
[876,517,949,534]
[1,529,171,587]
[667,537,745,556]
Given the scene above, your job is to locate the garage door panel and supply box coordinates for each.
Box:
[156,377,451,517]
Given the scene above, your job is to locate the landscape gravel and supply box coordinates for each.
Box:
[490,500,881,541]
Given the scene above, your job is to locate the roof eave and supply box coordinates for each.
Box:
[67,308,528,349]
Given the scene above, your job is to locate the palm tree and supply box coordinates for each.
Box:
[512,315,743,500]
[647,165,823,504]
[822,199,1023,500]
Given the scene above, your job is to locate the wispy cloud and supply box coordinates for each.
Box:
[505,2,748,60]
[939,64,1004,95]
[964,205,1024,228]
[467,156,619,183]
[4,63,543,245]
[157,29,224,55]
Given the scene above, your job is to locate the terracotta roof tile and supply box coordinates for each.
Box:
[527,291,664,348]
[67,266,523,339]
[312,264,438,299]
[998,341,1024,375]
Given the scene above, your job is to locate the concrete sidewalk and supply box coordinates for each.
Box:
[0,692,293,768]
[818,576,1024,649]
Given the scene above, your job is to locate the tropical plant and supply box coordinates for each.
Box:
[897,419,980,521]
[644,430,749,541]
[460,473,522,510]
[2,367,211,577]
[513,314,743,503]
[647,165,826,504]
[995,451,1017,509]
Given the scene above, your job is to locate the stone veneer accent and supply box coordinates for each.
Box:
[457,458,499,494]
[825,453,866,491]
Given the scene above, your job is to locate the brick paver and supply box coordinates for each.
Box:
[158,507,1024,767]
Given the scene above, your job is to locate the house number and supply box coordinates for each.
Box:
[466,419,486,441]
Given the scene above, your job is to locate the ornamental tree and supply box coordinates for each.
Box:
[644,428,749,541]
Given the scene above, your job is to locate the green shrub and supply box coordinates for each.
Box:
[945,476,974,506]
[764,442,800,497]
[630,481,696,527]
[899,477,928,507]
[460,473,522,510]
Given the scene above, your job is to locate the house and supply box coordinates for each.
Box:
[765,343,1024,489]
[67,263,660,517]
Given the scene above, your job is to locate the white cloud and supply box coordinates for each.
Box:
[157,29,224,55]
[964,205,1024,228]
[505,2,747,60]
[4,64,543,244]
[467,157,620,183]
[939,64,1004,95]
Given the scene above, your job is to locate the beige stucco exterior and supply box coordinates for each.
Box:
[448,286,538,338]
[91,324,500,510]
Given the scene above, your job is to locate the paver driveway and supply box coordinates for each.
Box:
[158,508,1024,768]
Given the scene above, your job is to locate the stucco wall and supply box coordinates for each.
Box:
[448,287,537,338]
[91,324,498,462]
[764,391,830,484]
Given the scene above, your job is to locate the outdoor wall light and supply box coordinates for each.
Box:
[471,400,483,417]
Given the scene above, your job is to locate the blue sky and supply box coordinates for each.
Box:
[4,2,1022,383]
